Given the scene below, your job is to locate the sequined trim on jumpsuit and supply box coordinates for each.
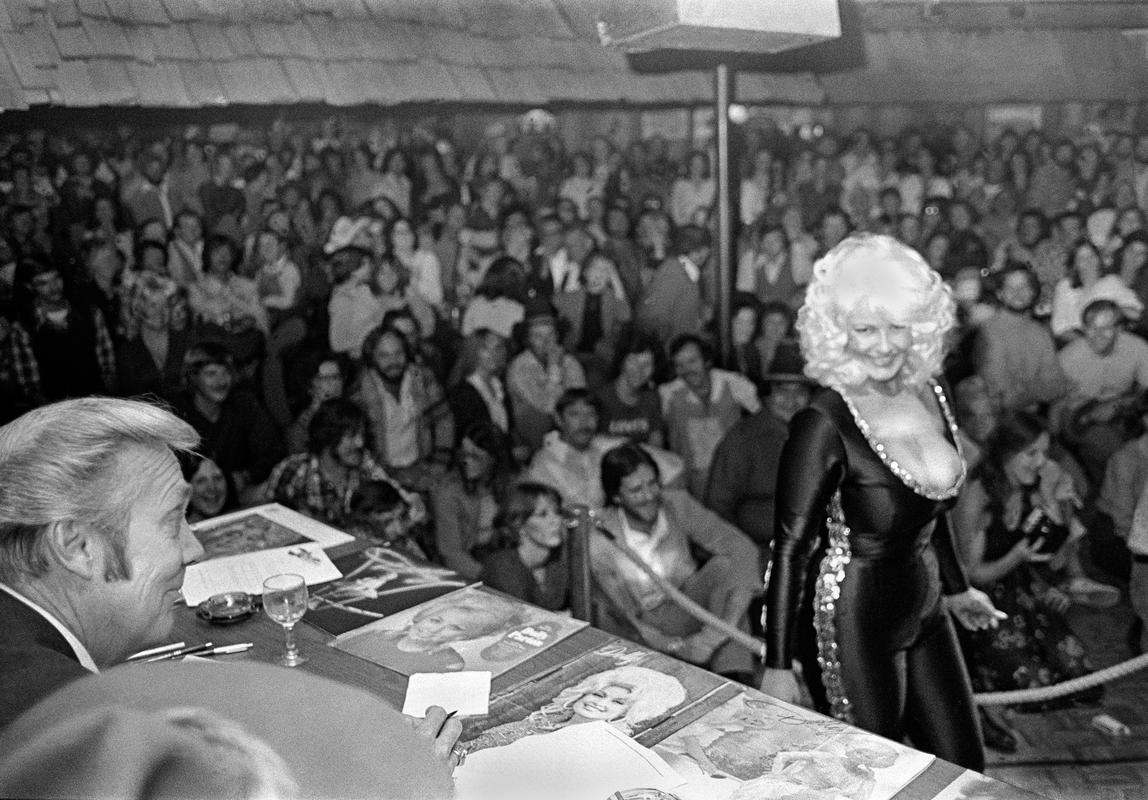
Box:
[814,490,854,724]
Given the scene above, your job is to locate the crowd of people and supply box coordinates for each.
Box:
[3,110,1148,769]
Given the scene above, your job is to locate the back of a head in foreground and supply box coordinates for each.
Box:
[0,661,455,800]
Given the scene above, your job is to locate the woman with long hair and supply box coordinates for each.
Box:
[761,234,1001,771]
[478,481,569,610]
[1049,239,1142,339]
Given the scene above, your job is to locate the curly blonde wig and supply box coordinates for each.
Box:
[536,666,688,732]
[797,233,954,390]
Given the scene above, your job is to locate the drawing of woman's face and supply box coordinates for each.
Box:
[572,684,634,722]
[406,606,495,648]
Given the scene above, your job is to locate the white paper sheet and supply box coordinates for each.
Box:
[181,544,342,606]
[454,722,683,800]
[191,503,353,559]
[402,671,492,717]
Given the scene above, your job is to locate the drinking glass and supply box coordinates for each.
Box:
[263,573,308,667]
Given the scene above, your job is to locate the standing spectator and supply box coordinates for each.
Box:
[115,276,192,402]
[376,147,412,218]
[660,334,760,496]
[187,234,267,370]
[635,225,711,343]
[8,257,116,405]
[122,151,173,230]
[198,151,245,239]
[353,326,453,490]
[507,308,587,451]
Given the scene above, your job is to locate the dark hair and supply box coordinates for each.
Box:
[1082,297,1122,326]
[668,332,713,364]
[475,255,526,302]
[993,261,1040,301]
[601,443,660,505]
[307,397,365,456]
[673,224,711,257]
[977,410,1047,503]
[349,480,406,516]
[135,238,167,269]
[203,234,240,274]
[361,324,412,367]
[1114,231,1148,273]
[760,300,796,334]
[611,332,662,380]
[455,420,515,496]
[182,341,235,388]
[381,306,421,340]
[1067,240,1106,288]
[384,215,415,255]
[555,387,602,418]
[489,481,564,550]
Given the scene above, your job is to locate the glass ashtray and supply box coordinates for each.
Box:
[196,591,259,624]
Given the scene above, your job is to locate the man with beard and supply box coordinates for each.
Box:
[590,443,759,679]
[352,325,453,491]
[973,262,1068,413]
[265,397,417,529]
[660,334,760,496]
[527,388,682,509]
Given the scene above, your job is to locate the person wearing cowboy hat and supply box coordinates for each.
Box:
[704,342,814,561]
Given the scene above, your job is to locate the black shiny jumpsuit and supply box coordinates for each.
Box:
[765,387,984,771]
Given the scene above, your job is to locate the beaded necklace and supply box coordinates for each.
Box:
[835,378,967,501]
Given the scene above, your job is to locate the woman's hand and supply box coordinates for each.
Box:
[409,705,465,772]
[946,587,1007,631]
[759,667,802,705]
[1008,536,1053,566]
[1041,586,1072,614]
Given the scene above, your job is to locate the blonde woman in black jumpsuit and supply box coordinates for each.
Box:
[760,234,1003,771]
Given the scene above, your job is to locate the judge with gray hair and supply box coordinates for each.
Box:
[0,397,204,728]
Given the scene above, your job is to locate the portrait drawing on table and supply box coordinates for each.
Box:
[653,691,933,800]
[306,546,466,636]
[331,584,586,677]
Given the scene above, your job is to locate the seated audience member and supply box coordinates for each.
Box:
[704,343,812,557]
[115,275,193,402]
[353,325,453,490]
[737,221,803,309]
[973,263,1068,412]
[181,453,234,524]
[529,388,683,509]
[590,444,760,678]
[1050,240,1143,340]
[252,228,306,428]
[953,375,1003,471]
[1100,393,1148,546]
[9,256,117,405]
[507,307,587,452]
[478,482,569,611]
[660,334,761,496]
[388,215,444,310]
[460,255,527,339]
[0,663,460,800]
[1055,298,1148,486]
[431,422,514,580]
[448,329,514,446]
[554,252,632,388]
[0,398,204,727]
[596,334,666,448]
[187,234,267,371]
[166,209,205,287]
[175,342,283,499]
[635,224,711,342]
[347,480,427,561]
[266,398,417,531]
[953,412,1098,707]
[286,352,348,454]
[326,242,384,358]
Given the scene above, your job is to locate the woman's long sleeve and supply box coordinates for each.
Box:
[932,510,971,596]
[765,407,845,669]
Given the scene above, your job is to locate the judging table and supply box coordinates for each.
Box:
[170,540,1036,800]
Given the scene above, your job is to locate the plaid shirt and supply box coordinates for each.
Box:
[265,451,424,529]
[8,304,116,404]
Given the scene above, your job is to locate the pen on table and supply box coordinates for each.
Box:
[143,642,214,662]
[435,709,458,738]
[203,643,254,656]
[126,641,186,661]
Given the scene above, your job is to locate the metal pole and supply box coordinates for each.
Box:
[715,62,733,366]
[568,506,594,624]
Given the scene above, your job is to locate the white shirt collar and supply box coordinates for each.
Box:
[679,256,701,283]
[0,582,100,673]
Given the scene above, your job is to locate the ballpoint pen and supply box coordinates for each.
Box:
[143,642,214,662]
[202,643,255,656]
[126,641,186,661]
[434,709,458,738]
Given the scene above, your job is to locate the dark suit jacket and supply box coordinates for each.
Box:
[0,588,90,730]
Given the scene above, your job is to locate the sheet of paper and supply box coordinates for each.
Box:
[190,503,353,561]
[454,721,683,800]
[402,671,492,717]
[181,544,342,606]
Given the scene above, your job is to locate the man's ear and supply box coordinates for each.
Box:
[43,519,100,581]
